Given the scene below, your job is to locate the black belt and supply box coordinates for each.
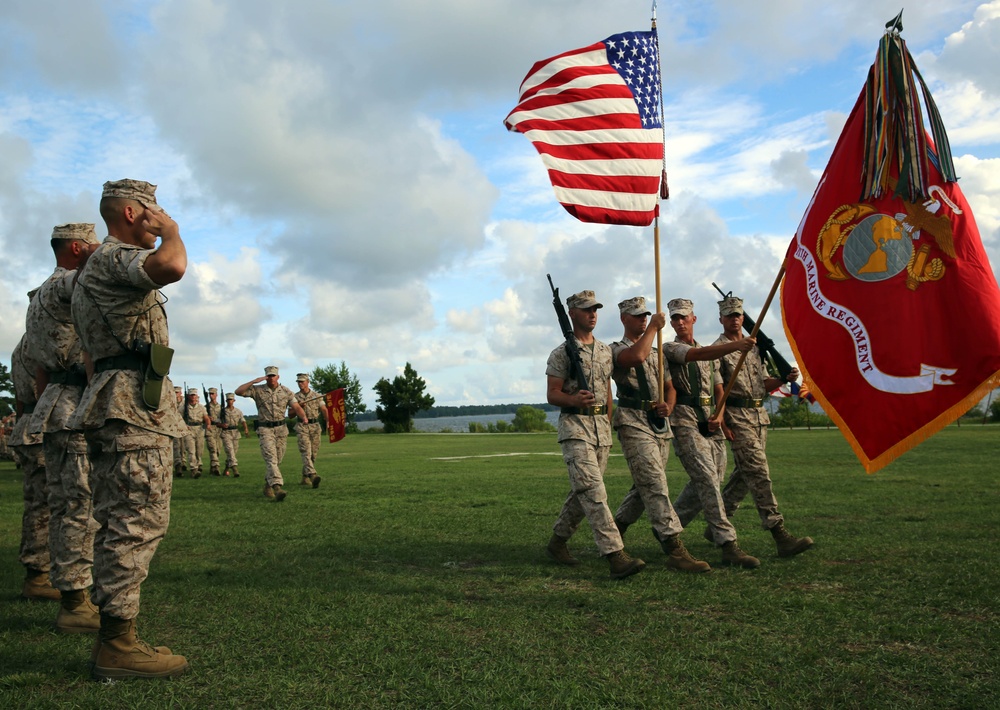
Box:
[94,353,144,373]
[617,396,656,411]
[257,420,286,428]
[676,394,712,408]
[211,421,222,426]
[48,367,87,387]
[726,396,764,409]
[561,405,607,416]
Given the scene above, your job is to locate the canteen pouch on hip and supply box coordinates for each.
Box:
[139,342,174,410]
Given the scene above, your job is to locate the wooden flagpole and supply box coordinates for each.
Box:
[652,1,666,403]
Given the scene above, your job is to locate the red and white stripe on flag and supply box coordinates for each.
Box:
[504,30,664,227]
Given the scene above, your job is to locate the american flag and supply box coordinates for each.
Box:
[504,30,664,227]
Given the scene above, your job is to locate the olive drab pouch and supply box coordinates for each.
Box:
[141,342,174,410]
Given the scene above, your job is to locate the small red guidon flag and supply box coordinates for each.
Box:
[325,388,347,443]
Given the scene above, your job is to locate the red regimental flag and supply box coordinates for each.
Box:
[504,30,664,226]
[325,389,346,443]
[781,89,1000,473]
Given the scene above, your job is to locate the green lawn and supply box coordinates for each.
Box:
[1,427,998,708]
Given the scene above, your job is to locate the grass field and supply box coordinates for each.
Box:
[1,427,998,708]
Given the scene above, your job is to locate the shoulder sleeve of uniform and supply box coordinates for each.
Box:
[663,341,690,364]
[545,344,569,379]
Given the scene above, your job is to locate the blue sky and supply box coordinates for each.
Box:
[1,0,998,413]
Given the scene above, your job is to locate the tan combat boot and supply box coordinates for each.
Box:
[545,534,580,566]
[720,540,760,569]
[770,522,814,558]
[263,482,275,499]
[606,550,645,580]
[93,615,188,680]
[311,474,321,489]
[272,484,287,502]
[90,637,171,668]
[300,475,311,486]
[22,569,60,601]
[660,535,712,573]
[211,466,221,476]
[231,466,239,478]
[55,589,100,634]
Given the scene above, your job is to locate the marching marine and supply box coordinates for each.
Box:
[219,392,249,477]
[713,296,814,557]
[182,388,210,477]
[234,365,308,502]
[294,373,325,488]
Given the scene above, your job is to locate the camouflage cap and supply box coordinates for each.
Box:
[173,386,182,393]
[51,223,99,245]
[566,290,603,310]
[187,388,198,396]
[226,393,236,400]
[264,365,279,376]
[208,387,218,394]
[102,179,158,206]
[718,296,744,316]
[667,298,694,317]
[295,373,309,382]
[618,296,651,317]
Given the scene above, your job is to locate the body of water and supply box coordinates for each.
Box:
[355,411,561,433]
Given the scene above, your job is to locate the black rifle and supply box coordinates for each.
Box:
[546,274,590,393]
[183,381,190,422]
[712,283,795,381]
[219,383,227,428]
[202,383,211,428]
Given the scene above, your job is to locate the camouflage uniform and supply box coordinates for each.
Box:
[220,399,246,471]
[714,333,784,530]
[205,392,223,472]
[546,338,623,556]
[241,382,296,487]
[11,336,51,578]
[182,394,207,472]
[25,244,99,593]
[294,383,323,479]
[665,337,738,545]
[610,336,684,539]
[68,233,186,620]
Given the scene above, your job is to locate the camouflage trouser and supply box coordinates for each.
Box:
[206,427,222,467]
[295,422,321,477]
[186,425,205,470]
[44,430,97,592]
[671,426,737,545]
[180,430,194,469]
[221,429,241,468]
[86,421,173,620]
[257,425,288,487]
[14,443,50,573]
[552,440,622,556]
[172,437,184,469]
[721,420,783,529]
[613,426,683,539]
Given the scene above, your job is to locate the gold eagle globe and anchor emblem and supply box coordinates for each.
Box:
[815,181,960,290]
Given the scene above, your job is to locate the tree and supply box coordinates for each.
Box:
[310,361,365,433]
[511,405,555,432]
[373,362,435,433]
[0,362,13,417]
